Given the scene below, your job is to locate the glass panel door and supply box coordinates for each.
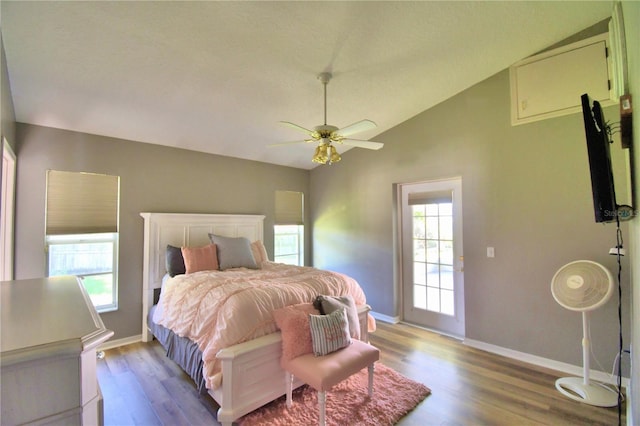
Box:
[400,178,464,337]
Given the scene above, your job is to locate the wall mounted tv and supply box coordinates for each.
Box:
[581,93,617,223]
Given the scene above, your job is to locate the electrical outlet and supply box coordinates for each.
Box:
[487,247,495,258]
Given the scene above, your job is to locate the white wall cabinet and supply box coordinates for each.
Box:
[1,277,113,425]
[510,33,616,125]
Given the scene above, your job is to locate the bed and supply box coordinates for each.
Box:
[140,212,372,426]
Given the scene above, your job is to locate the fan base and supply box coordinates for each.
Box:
[555,377,619,407]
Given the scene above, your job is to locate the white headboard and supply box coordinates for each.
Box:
[139,212,265,341]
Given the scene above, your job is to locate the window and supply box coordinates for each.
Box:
[45,170,119,312]
[47,233,118,309]
[274,191,304,266]
[274,225,304,265]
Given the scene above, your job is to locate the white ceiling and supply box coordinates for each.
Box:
[1,1,613,170]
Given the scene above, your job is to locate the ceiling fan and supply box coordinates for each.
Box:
[270,72,384,165]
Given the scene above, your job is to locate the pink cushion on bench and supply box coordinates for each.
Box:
[282,339,380,391]
[273,303,319,363]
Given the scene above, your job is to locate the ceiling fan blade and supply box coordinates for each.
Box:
[340,138,384,150]
[268,139,315,147]
[279,121,315,136]
[336,119,377,137]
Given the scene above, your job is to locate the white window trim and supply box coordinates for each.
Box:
[46,233,119,313]
[1,139,16,281]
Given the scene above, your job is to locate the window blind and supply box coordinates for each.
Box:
[408,190,453,205]
[275,190,304,225]
[46,170,119,235]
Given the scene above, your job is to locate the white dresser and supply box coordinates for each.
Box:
[1,276,114,425]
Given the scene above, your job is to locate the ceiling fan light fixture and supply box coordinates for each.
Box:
[312,144,329,164]
[312,144,341,165]
[329,145,341,164]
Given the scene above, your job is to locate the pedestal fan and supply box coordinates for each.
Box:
[550,260,618,407]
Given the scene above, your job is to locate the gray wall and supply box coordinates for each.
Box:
[14,124,309,339]
[310,63,632,370]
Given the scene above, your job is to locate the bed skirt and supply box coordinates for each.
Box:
[148,305,207,394]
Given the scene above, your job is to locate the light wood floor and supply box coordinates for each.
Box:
[97,321,625,425]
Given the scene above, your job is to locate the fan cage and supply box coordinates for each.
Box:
[550,260,613,311]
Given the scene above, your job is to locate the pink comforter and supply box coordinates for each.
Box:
[155,262,367,389]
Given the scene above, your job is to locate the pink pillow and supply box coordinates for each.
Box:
[251,240,269,265]
[181,244,219,274]
[273,303,319,364]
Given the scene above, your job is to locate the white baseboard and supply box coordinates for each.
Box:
[98,334,142,351]
[464,338,630,388]
[370,311,400,324]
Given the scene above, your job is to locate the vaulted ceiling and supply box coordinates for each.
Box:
[1,1,613,169]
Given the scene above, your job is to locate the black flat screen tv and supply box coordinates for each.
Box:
[581,93,617,223]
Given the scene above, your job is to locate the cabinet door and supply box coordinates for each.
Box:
[510,33,614,125]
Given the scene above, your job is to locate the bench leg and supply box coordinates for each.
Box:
[368,363,375,397]
[286,371,293,408]
[318,390,326,426]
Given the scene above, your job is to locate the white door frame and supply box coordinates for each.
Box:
[1,139,16,280]
[397,177,465,337]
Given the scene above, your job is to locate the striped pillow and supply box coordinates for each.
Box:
[309,308,351,356]
[250,240,269,266]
